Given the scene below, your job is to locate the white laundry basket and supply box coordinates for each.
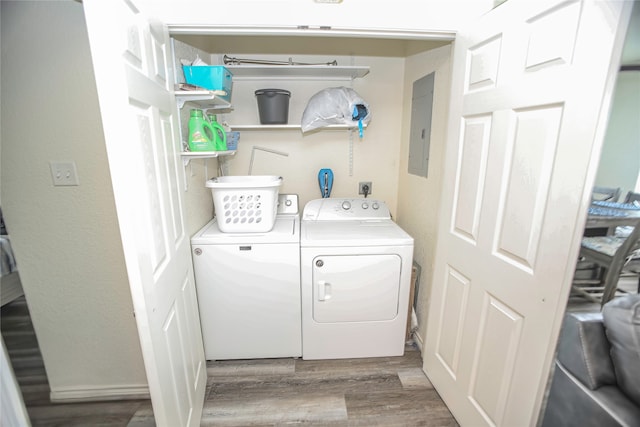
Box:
[206,175,282,232]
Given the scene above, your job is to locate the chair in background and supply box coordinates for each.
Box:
[612,191,640,237]
[621,255,640,294]
[618,191,640,292]
[585,187,623,237]
[572,217,640,307]
[623,190,640,205]
[591,186,621,202]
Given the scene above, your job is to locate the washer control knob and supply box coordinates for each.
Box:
[316,259,324,267]
[372,202,380,210]
[341,201,352,210]
[194,248,202,256]
[362,202,369,209]
[285,199,292,206]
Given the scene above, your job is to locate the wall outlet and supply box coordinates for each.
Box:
[358,181,372,195]
[50,161,79,186]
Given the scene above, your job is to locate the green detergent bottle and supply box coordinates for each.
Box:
[208,114,228,151]
[188,109,216,152]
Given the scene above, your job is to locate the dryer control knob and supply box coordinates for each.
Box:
[341,201,351,210]
[194,248,202,256]
[372,202,380,210]
[362,202,369,209]
[285,199,292,206]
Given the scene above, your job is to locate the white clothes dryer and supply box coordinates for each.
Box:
[300,198,414,360]
[191,194,301,360]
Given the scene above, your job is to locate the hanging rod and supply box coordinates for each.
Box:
[223,55,337,66]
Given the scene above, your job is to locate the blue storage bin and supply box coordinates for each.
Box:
[182,66,233,101]
[226,131,240,151]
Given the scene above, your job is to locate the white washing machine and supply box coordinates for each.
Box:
[191,194,301,360]
[300,198,414,360]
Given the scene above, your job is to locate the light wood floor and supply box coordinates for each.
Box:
[2,296,458,427]
[6,276,636,426]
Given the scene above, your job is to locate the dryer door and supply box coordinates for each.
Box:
[312,254,401,323]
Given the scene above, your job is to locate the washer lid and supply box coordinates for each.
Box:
[191,216,299,245]
[301,220,413,247]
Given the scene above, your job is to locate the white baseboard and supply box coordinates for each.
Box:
[412,330,424,353]
[50,384,150,402]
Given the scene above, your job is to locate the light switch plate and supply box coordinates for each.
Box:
[50,161,79,186]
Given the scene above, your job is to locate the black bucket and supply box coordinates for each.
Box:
[255,89,291,124]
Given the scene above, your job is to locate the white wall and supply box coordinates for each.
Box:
[594,71,640,197]
[0,1,148,400]
[396,45,452,346]
[173,39,409,208]
[207,54,406,210]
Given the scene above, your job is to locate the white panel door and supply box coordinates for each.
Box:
[83,1,206,426]
[423,0,632,426]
